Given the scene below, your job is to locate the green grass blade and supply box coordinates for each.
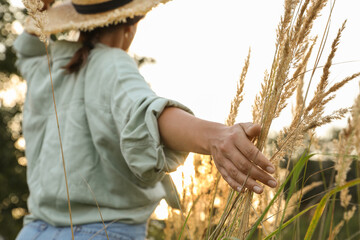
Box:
[245,153,314,240]
[277,150,310,238]
[177,196,200,240]
[304,178,360,240]
[264,204,318,240]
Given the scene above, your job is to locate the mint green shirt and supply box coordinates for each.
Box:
[13,32,191,226]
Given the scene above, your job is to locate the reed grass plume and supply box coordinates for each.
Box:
[226,49,250,127]
[243,1,358,238]
[22,0,48,43]
[327,90,360,238]
[353,85,360,140]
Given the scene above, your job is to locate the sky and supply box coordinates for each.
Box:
[130,0,360,138]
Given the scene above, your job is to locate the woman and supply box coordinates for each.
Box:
[14,0,277,239]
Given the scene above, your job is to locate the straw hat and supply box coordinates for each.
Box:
[25,0,171,34]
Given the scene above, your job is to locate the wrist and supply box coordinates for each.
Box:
[201,121,228,155]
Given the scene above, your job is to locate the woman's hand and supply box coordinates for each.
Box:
[158,107,277,194]
[208,123,277,194]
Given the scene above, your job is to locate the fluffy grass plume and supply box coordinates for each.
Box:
[22,0,48,43]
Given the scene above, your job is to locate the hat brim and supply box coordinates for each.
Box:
[25,0,170,34]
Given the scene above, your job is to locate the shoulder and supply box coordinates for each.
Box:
[84,44,152,102]
[89,44,138,72]
[86,44,146,87]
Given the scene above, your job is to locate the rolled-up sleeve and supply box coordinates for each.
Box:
[110,52,193,185]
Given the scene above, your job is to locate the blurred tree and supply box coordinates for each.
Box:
[0,104,27,240]
[0,1,28,239]
[0,0,25,75]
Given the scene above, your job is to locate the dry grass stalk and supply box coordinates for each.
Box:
[305,21,346,115]
[22,0,48,43]
[334,119,354,197]
[163,1,360,239]
[284,181,322,219]
[226,49,250,127]
[328,205,356,239]
[252,70,270,124]
[228,1,359,239]
[292,0,310,46]
[328,103,359,238]
[164,154,231,239]
[353,83,360,155]
[278,39,316,118]
[271,21,357,171]
[295,0,327,47]
[329,220,344,240]
[22,1,74,239]
[254,0,328,152]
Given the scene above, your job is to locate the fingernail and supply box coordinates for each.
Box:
[236,186,243,192]
[268,180,277,188]
[266,166,275,173]
[253,185,263,194]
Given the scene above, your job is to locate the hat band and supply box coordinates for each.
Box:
[72,0,133,14]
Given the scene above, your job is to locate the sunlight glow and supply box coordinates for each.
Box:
[169,153,197,196]
[0,74,26,107]
[200,211,206,222]
[253,197,260,209]
[153,199,169,220]
[11,207,26,220]
[17,157,27,167]
[0,43,5,53]
[214,197,221,208]
[0,88,17,107]
[9,0,24,8]
[267,213,276,224]
[153,153,197,220]
[15,137,26,151]
[12,20,24,35]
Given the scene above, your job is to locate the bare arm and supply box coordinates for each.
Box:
[158,107,277,194]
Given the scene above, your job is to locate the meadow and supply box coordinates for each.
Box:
[154,0,360,239]
[1,0,360,239]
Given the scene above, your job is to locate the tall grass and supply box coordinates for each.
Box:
[22,0,360,239]
[165,0,360,239]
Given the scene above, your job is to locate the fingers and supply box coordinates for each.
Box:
[211,122,278,194]
[235,124,275,174]
[231,151,277,187]
[216,160,265,194]
[239,122,261,139]
[211,123,277,194]
[213,145,277,194]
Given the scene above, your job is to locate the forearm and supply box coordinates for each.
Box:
[158,106,278,194]
[158,107,226,155]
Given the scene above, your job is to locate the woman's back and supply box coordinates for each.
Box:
[14,32,190,227]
